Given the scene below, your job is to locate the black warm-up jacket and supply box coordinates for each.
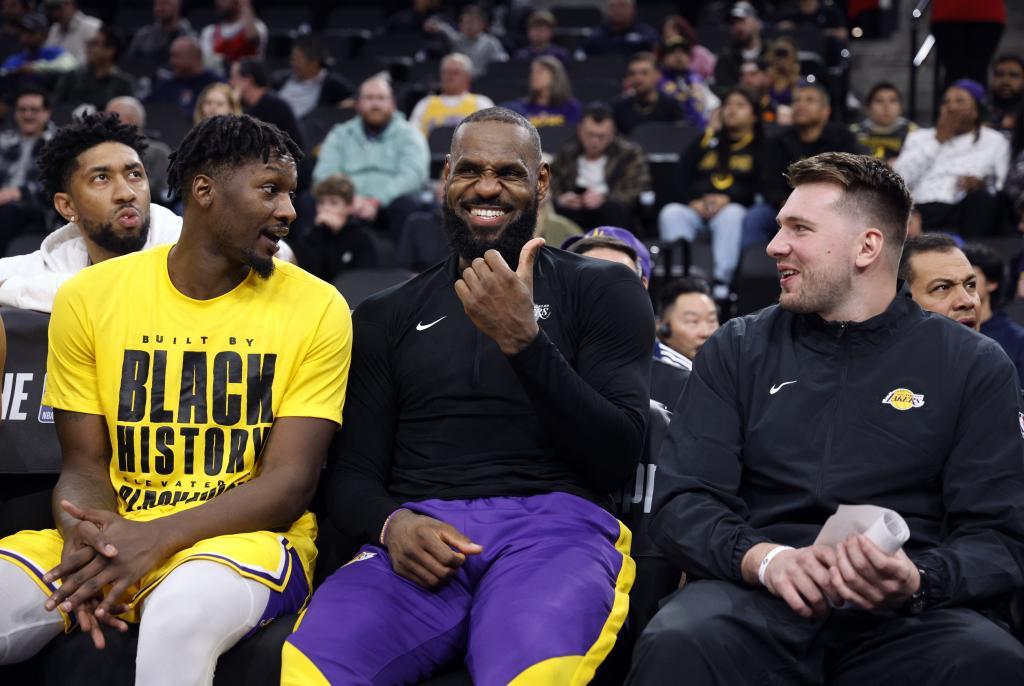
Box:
[651,286,1024,609]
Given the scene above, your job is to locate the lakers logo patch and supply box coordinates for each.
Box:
[882,388,925,411]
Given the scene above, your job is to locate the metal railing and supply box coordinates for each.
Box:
[908,0,940,122]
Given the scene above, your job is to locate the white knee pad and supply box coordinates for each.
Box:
[0,558,64,664]
[135,560,270,686]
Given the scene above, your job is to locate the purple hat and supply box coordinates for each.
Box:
[951,79,985,105]
[561,226,651,281]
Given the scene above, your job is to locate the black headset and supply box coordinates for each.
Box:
[657,321,672,340]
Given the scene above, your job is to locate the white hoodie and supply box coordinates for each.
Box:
[0,204,295,312]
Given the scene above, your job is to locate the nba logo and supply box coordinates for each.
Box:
[38,374,53,424]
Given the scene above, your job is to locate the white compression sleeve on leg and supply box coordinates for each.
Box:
[0,558,65,664]
[135,560,271,686]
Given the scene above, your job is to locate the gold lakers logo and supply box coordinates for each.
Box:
[882,388,925,411]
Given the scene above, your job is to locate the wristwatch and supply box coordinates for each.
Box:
[905,567,929,615]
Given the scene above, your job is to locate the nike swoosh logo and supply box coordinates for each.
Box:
[769,380,798,394]
[416,317,446,331]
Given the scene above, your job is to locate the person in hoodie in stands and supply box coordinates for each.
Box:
[0,112,293,313]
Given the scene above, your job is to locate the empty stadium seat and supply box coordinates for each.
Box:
[260,6,312,32]
[551,5,604,29]
[145,103,192,150]
[327,6,385,32]
[300,106,356,154]
[733,242,781,315]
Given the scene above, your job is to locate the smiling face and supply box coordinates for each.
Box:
[208,152,297,279]
[767,183,861,319]
[442,120,548,267]
[56,141,151,256]
[200,87,233,119]
[907,248,980,330]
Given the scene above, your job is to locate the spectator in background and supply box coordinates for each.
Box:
[964,242,1024,385]
[613,52,684,135]
[931,0,1005,88]
[585,0,659,57]
[0,0,32,64]
[105,96,172,205]
[655,276,719,364]
[661,15,716,82]
[988,54,1024,135]
[660,88,764,294]
[1004,112,1024,217]
[314,77,428,241]
[42,0,98,64]
[1,12,76,78]
[295,174,378,282]
[123,0,196,71]
[505,56,581,128]
[748,81,861,247]
[410,53,494,137]
[850,82,917,162]
[278,34,353,120]
[52,26,134,110]
[739,58,791,125]
[0,87,55,244]
[199,0,267,73]
[658,37,719,129]
[564,227,691,407]
[552,102,651,231]
[766,36,801,111]
[192,81,241,124]
[386,0,452,60]
[894,80,1009,236]
[146,35,223,118]
[230,57,305,151]
[899,233,981,330]
[775,0,848,43]
[714,1,764,91]
[429,5,507,78]
[513,10,570,66]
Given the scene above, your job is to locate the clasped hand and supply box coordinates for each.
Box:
[42,500,168,648]
[762,535,920,619]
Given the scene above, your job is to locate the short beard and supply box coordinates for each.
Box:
[442,197,539,270]
[242,247,275,280]
[82,216,150,256]
[778,264,852,318]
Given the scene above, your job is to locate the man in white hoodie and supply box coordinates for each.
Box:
[0,112,295,313]
[0,113,178,313]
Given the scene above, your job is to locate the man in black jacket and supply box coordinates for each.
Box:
[283,107,653,685]
[627,152,1024,685]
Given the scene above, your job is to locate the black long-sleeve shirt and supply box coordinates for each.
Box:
[762,124,863,207]
[329,247,654,542]
[651,287,1024,609]
[670,129,765,207]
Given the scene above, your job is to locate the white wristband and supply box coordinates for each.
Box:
[757,545,794,587]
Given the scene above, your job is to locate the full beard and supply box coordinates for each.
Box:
[442,198,539,270]
[83,216,150,256]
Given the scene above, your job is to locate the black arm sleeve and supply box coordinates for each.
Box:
[327,310,401,542]
[912,343,1024,607]
[506,270,654,493]
[649,318,770,581]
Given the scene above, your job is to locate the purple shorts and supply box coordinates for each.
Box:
[282,492,634,685]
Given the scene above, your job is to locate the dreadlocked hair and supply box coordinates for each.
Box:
[167,114,304,204]
[37,112,148,202]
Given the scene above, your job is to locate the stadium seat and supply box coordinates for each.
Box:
[112,6,152,31]
[538,124,575,155]
[145,102,192,150]
[428,125,456,170]
[550,6,604,30]
[300,106,356,154]
[3,232,43,258]
[332,268,416,309]
[260,7,312,32]
[732,242,780,315]
[573,77,622,104]
[629,121,701,163]
[327,6,385,32]
[186,6,216,32]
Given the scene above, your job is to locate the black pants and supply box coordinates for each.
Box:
[627,579,1024,686]
[932,21,1004,88]
[555,198,636,233]
[917,189,999,237]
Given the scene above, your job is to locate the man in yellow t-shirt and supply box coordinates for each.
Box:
[0,114,351,685]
